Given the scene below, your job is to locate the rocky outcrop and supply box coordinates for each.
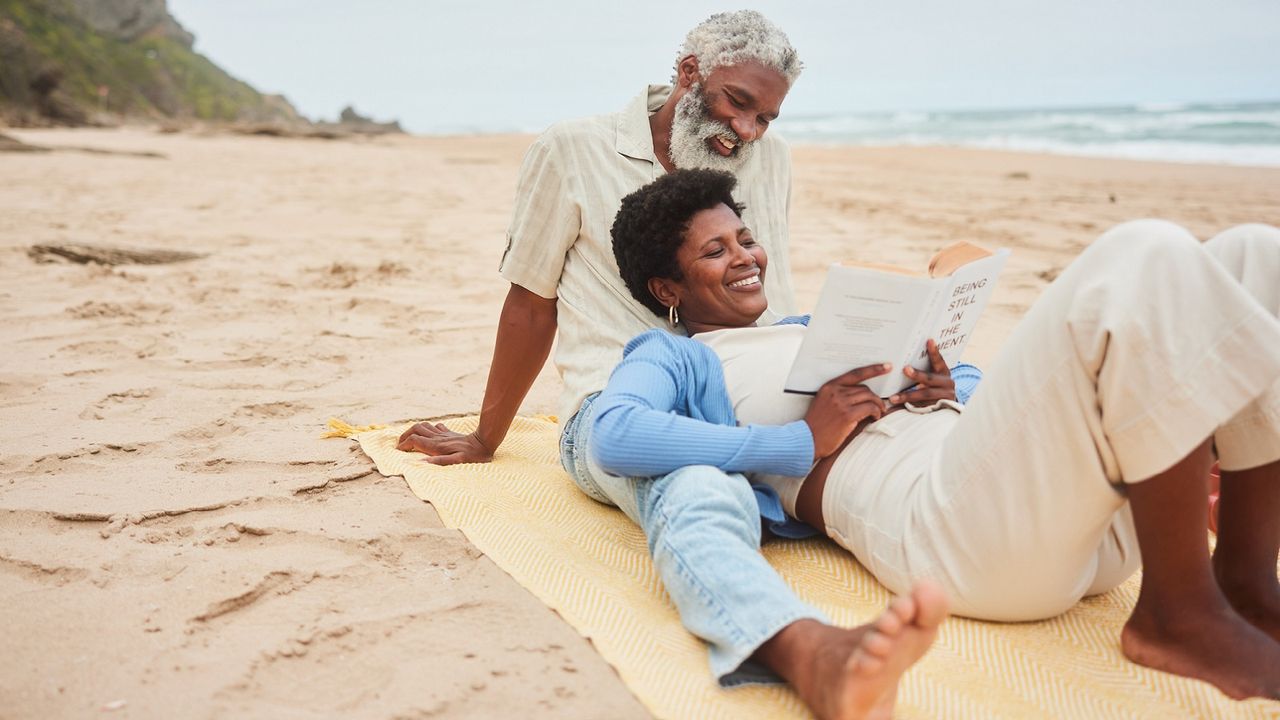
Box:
[0,0,301,127]
[0,0,407,135]
[329,105,404,134]
[65,0,193,46]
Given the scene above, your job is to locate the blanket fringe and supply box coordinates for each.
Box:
[321,417,387,439]
[321,414,558,440]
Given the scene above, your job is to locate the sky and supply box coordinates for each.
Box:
[168,0,1280,135]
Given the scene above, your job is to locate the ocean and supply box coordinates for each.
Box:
[776,100,1280,168]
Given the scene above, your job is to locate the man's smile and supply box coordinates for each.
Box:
[711,133,739,156]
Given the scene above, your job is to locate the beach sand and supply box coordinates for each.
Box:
[1,127,1277,718]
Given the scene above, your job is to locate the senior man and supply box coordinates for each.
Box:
[398,10,801,465]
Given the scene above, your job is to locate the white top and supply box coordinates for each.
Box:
[499,85,796,421]
[697,323,962,517]
[696,324,811,514]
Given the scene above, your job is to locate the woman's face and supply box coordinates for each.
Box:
[650,202,769,333]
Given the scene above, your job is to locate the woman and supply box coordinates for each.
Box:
[578,168,1280,701]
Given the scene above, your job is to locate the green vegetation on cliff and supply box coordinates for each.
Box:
[0,0,299,125]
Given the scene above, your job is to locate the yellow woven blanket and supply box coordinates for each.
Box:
[338,415,1275,719]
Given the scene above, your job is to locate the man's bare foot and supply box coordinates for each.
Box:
[1122,600,1280,699]
[1213,564,1280,643]
[1212,461,1280,643]
[758,582,948,720]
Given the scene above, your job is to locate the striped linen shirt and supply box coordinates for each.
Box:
[499,85,797,421]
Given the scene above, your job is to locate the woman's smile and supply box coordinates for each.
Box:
[664,202,770,334]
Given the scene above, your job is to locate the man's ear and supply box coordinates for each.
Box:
[675,55,701,88]
[647,276,680,310]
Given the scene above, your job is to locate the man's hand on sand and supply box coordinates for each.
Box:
[396,422,494,465]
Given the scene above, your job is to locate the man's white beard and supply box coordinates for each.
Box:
[668,84,756,173]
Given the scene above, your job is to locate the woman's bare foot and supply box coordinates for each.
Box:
[757,581,948,720]
[1122,600,1280,699]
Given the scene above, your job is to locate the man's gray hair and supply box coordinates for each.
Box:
[674,10,802,86]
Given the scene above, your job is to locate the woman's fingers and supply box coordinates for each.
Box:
[903,364,954,387]
[889,377,955,405]
[926,338,949,374]
[900,387,949,405]
[829,362,893,387]
[839,386,886,411]
[840,393,886,422]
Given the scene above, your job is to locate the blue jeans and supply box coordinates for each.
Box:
[559,392,828,686]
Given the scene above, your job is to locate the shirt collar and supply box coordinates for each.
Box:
[615,84,672,164]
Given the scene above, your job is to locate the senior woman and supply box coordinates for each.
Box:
[570,168,1280,702]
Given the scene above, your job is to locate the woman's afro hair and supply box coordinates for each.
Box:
[611,168,745,318]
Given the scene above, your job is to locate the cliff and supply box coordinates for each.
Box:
[0,0,303,126]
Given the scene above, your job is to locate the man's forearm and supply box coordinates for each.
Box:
[474,283,558,452]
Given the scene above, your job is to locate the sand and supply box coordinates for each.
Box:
[1,127,1277,719]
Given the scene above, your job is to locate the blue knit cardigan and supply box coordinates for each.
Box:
[590,323,983,480]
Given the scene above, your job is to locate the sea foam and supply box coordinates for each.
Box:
[778,100,1280,167]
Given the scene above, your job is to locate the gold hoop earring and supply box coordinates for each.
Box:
[668,304,679,328]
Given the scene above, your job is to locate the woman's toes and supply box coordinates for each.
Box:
[874,608,905,637]
[888,594,917,625]
[911,580,950,627]
[861,630,892,658]
[852,651,886,676]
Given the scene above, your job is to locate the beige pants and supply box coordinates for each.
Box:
[823,221,1280,621]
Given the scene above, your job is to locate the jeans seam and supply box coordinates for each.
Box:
[649,490,751,647]
[715,606,825,687]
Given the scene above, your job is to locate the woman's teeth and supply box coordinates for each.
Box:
[728,275,760,288]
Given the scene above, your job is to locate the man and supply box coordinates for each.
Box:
[397,10,800,465]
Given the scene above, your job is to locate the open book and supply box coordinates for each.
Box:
[784,242,1010,398]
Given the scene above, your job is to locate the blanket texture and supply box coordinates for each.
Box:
[337,415,1275,719]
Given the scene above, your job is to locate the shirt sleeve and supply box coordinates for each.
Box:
[498,132,580,299]
[589,332,815,479]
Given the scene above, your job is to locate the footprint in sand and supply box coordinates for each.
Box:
[173,418,244,443]
[66,300,173,324]
[78,387,158,420]
[234,401,307,420]
[25,442,150,475]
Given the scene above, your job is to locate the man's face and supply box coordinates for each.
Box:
[669,60,789,173]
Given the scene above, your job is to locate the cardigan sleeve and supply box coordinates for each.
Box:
[589,331,815,479]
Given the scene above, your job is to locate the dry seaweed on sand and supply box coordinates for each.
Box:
[28,243,206,266]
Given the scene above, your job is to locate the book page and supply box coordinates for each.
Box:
[919,249,1010,369]
[928,241,994,278]
[784,265,939,395]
